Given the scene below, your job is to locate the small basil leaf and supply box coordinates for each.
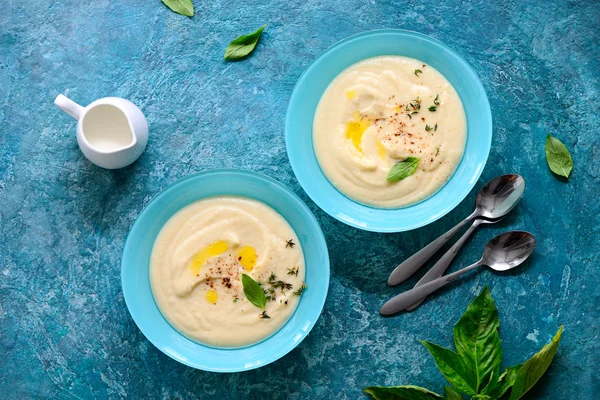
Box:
[481,364,521,398]
[420,340,477,395]
[364,385,444,400]
[224,25,266,60]
[453,286,502,392]
[444,386,463,400]
[387,157,419,181]
[509,326,563,400]
[161,0,194,17]
[241,274,266,310]
[545,135,573,178]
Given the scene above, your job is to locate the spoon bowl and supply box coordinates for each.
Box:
[482,231,536,271]
[475,174,525,220]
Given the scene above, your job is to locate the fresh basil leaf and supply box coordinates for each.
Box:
[444,386,463,400]
[509,326,563,400]
[481,364,521,399]
[387,157,419,181]
[420,340,476,395]
[452,286,502,392]
[364,385,444,400]
[470,395,491,400]
[545,135,573,178]
[241,274,266,310]
[224,25,266,60]
[161,0,194,17]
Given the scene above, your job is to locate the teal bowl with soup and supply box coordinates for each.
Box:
[285,29,492,232]
[121,170,330,372]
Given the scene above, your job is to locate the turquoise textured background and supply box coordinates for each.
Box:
[0,0,598,398]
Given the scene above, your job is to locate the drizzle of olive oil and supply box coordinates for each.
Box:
[205,289,218,304]
[236,245,258,271]
[189,240,229,274]
[346,112,371,153]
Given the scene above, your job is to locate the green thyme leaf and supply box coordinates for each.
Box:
[428,105,437,112]
[545,135,573,178]
[414,69,423,77]
[241,274,266,310]
[387,157,419,182]
[161,0,194,17]
[293,282,306,296]
[224,25,266,60]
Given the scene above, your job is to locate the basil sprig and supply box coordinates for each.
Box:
[387,157,419,182]
[545,134,573,178]
[161,0,194,17]
[241,274,266,310]
[365,287,563,400]
[224,25,266,60]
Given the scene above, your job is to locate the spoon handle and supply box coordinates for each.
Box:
[380,261,482,315]
[405,219,483,311]
[387,212,476,286]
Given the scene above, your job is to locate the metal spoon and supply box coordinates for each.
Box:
[380,231,536,316]
[405,216,502,311]
[387,174,526,286]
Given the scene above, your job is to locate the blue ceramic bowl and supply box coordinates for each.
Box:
[121,170,330,372]
[285,29,492,232]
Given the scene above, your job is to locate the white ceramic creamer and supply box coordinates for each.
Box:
[54,94,149,169]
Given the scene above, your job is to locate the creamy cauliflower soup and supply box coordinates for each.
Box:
[313,56,467,208]
[150,196,305,347]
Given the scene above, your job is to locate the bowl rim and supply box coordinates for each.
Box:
[121,169,330,372]
[285,28,492,232]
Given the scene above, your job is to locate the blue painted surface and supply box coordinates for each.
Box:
[0,0,598,398]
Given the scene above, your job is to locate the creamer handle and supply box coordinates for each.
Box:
[54,94,84,120]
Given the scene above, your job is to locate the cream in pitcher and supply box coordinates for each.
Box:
[54,94,149,169]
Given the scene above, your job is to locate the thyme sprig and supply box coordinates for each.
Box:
[406,97,421,119]
[294,282,307,296]
[268,273,293,291]
[428,95,440,112]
